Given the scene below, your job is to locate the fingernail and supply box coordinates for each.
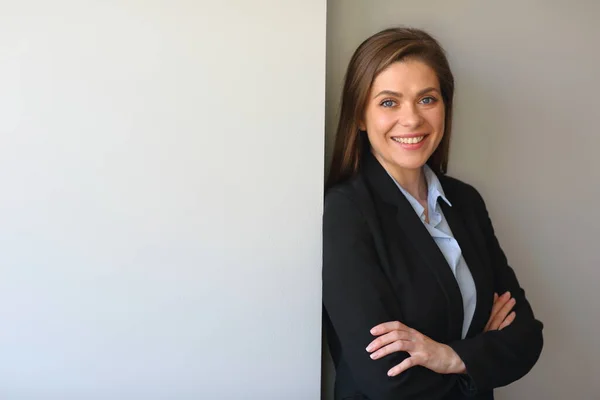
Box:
[370,328,377,335]
[366,345,373,352]
[370,352,377,359]
[388,370,395,377]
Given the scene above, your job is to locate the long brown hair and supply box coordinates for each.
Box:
[326,27,455,190]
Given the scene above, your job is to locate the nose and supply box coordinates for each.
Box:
[397,102,423,129]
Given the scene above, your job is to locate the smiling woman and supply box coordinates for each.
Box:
[360,60,446,195]
[323,28,543,400]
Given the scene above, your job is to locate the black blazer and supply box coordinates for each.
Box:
[323,153,543,400]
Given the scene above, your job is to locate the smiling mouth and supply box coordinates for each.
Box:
[391,135,425,144]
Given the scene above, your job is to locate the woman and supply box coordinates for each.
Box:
[323,28,543,400]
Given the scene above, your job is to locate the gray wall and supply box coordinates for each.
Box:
[0,1,325,398]
[324,1,599,399]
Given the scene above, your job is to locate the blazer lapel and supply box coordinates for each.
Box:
[396,200,465,340]
[440,193,494,338]
[362,153,465,340]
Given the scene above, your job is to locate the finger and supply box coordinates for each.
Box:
[490,297,516,330]
[370,339,416,360]
[488,297,515,330]
[496,297,516,324]
[366,330,413,353]
[499,311,516,330]
[388,356,417,377]
[486,291,511,331]
[486,292,507,329]
[492,291,511,313]
[370,320,410,336]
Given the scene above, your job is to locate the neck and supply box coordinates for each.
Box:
[393,168,427,201]
[377,156,427,201]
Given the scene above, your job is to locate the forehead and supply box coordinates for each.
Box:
[371,59,440,93]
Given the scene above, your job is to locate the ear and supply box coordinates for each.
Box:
[358,120,366,131]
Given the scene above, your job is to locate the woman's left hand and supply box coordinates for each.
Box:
[366,321,466,377]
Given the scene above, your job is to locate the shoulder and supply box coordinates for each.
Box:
[439,174,488,211]
[324,174,371,214]
[323,174,380,235]
[324,177,364,219]
[439,175,488,217]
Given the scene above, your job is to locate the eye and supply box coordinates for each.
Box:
[380,99,396,108]
[419,96,437,105]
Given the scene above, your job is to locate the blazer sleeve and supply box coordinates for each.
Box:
[448,186,544,395]
[323,189,454,400]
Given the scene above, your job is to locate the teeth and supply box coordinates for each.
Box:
[392,136,425,144]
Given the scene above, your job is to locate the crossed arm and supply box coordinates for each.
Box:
[323,188,543,399]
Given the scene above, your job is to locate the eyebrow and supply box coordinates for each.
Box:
[373,87,440,99]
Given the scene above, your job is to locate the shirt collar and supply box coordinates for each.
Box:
[387,164,452,219]
[423,164,452,208]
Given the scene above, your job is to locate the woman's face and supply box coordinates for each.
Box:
[360,59,445,176]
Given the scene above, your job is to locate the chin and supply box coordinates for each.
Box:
[389,154,429,171]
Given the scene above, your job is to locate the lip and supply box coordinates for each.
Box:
[390,133,428,150]
[390,133,429,139]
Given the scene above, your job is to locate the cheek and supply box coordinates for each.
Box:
[431,110,445,148]
[365,115,392,148]
[367,110,396,134]
[425,108,445,134]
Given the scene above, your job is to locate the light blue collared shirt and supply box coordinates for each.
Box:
[389,165,477,339]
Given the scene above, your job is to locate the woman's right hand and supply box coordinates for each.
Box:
[484,291,516,332]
